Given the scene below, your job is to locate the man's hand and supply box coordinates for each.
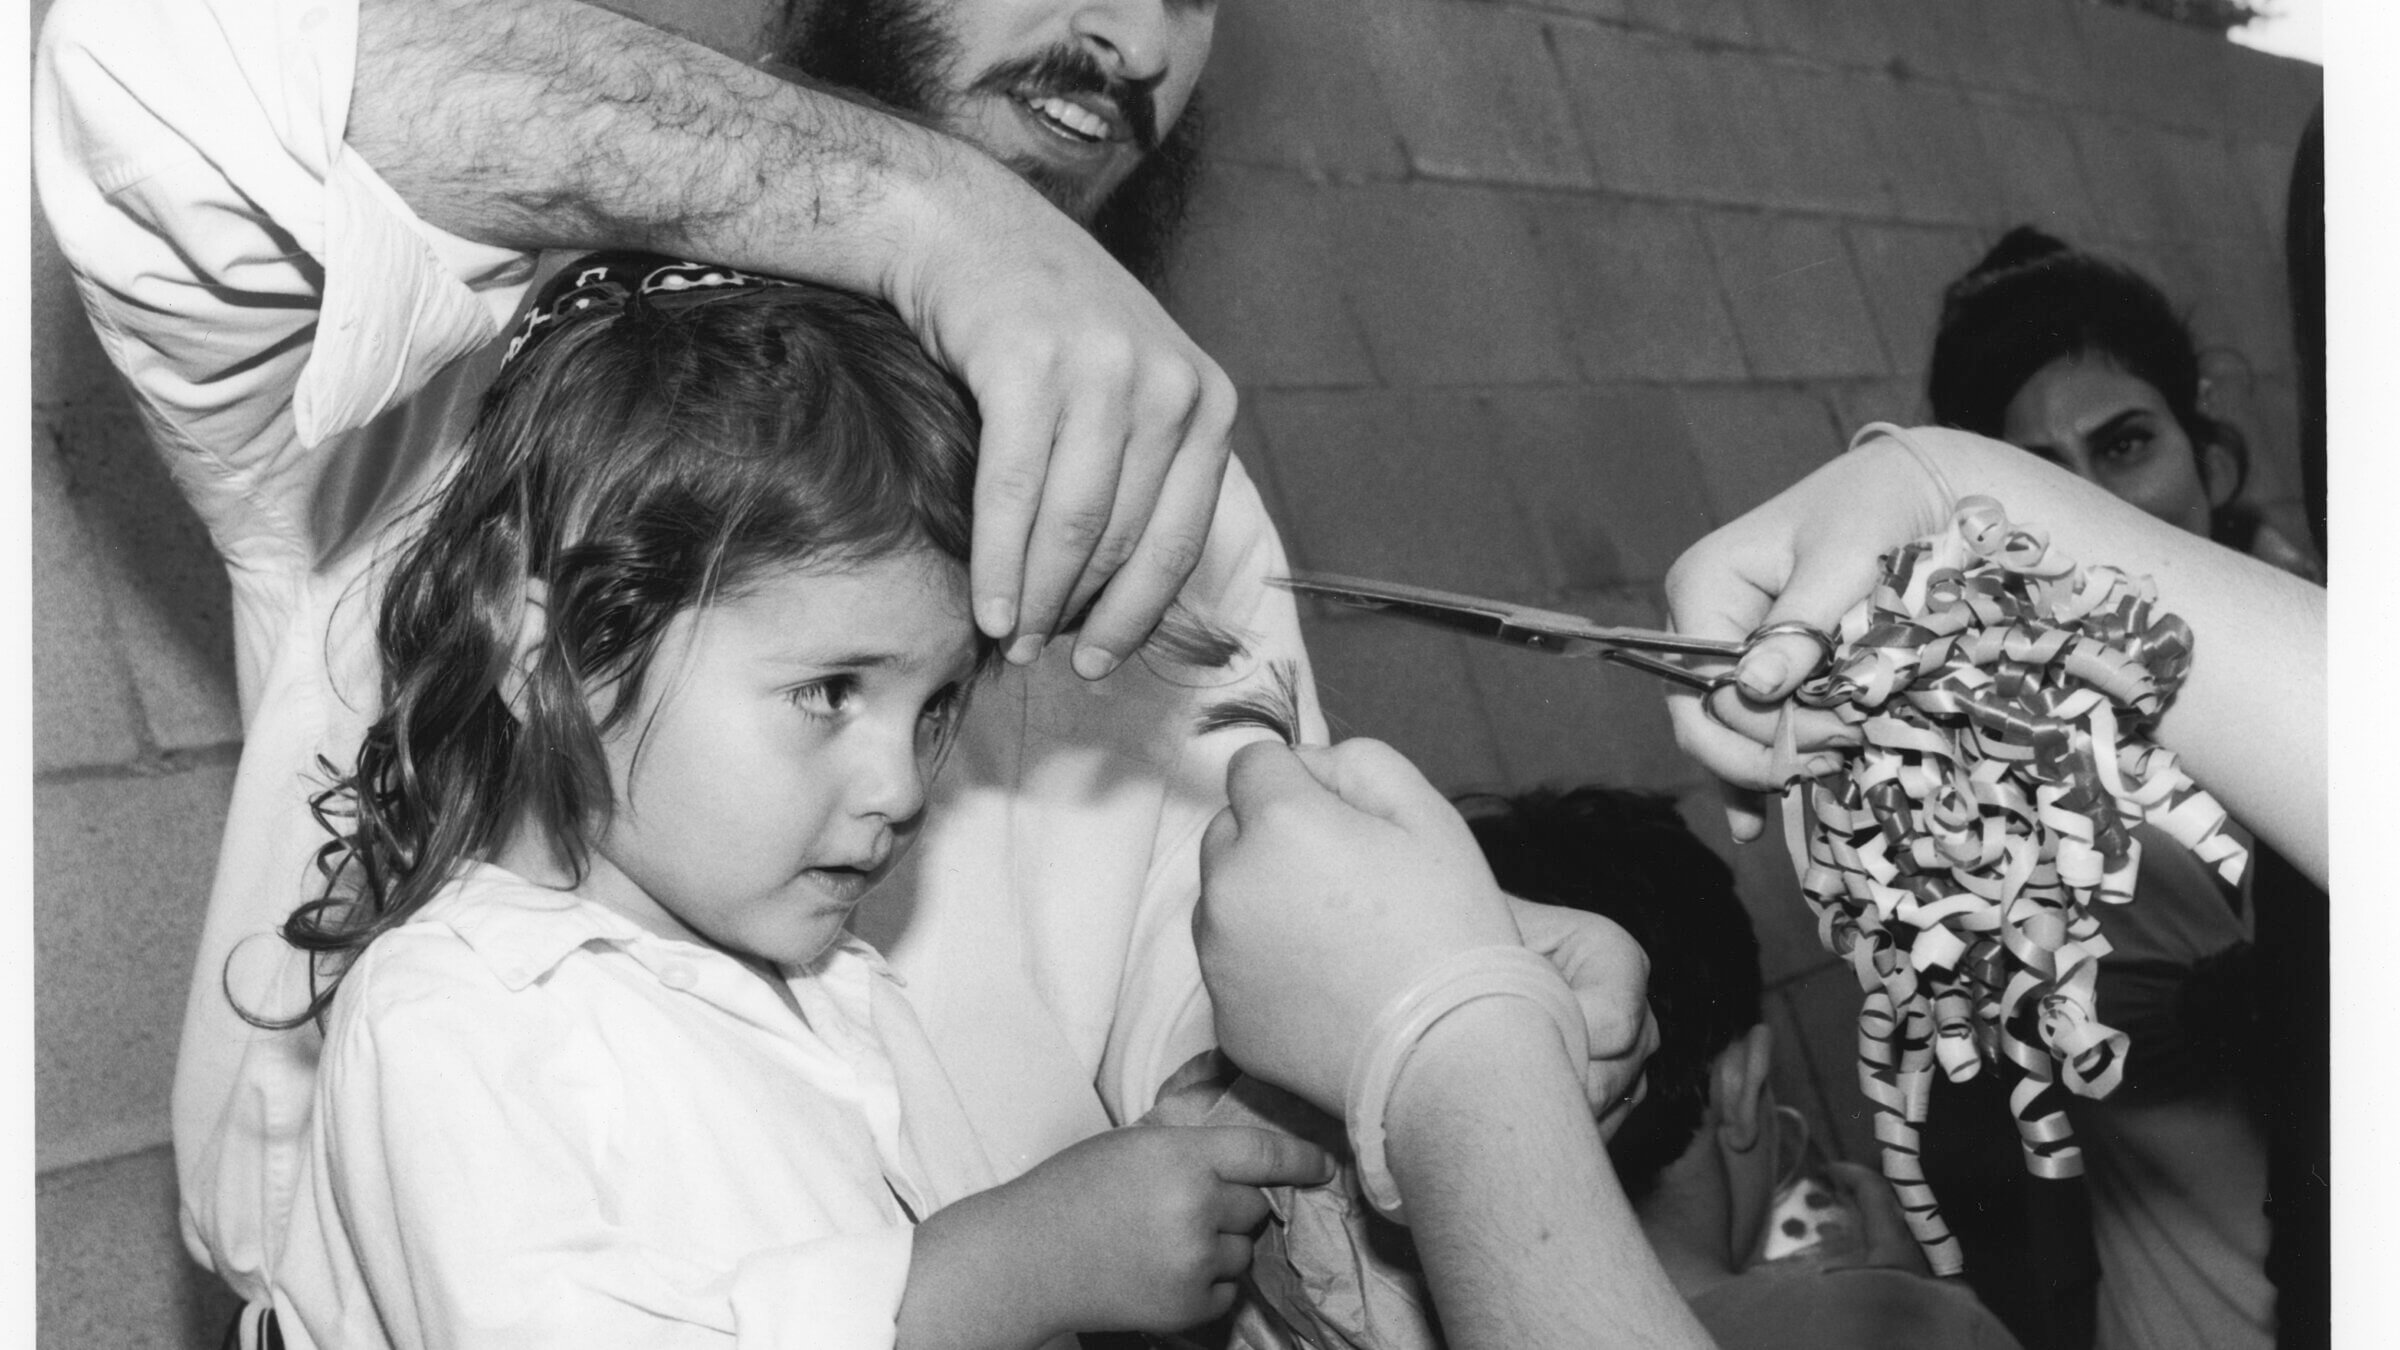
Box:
[1505,897,1660,1134]
[890,159,1235,678]
[1195,739,1523,1116]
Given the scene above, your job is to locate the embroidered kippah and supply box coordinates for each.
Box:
[1779,496,2246,1274]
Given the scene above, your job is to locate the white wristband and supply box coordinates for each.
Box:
[1344,945,1591,1224]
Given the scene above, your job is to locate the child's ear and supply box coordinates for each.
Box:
[500,577,550,721]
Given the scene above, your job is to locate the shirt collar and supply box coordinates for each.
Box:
[424,862,900,991]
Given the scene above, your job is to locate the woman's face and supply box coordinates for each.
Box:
[2000,353,2219,537]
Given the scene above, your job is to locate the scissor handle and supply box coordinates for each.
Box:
[1742,620,1838,682]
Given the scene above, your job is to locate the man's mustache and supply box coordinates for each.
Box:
[971,46,1162,153]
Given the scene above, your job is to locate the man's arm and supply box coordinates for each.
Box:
[352,0,1235,668]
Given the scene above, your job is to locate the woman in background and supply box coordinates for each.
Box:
[1919,227,2322,1350]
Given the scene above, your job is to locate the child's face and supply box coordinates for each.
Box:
[576,549,980,969]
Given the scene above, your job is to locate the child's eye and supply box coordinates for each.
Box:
[788,676,857,720]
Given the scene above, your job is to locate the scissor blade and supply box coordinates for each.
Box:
[1273,572,1624,657]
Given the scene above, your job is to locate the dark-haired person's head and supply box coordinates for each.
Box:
[774,0,1213,288]
[1927,226,2247,544]
[1458,786,1764,1204]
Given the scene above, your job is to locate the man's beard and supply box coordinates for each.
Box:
[775,0,1203,291]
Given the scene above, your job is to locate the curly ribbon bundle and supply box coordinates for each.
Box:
[1777,497,2248,1275]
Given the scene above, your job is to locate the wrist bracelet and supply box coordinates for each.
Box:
[1344,945,1590,1224]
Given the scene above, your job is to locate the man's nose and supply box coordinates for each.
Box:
[1072,0,1173,82]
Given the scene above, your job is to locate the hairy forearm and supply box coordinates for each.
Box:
[1386,1002,1713,1350]
[350,0,986,294]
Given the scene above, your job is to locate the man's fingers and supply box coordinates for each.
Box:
[1200,1125,1336,1190]
[1013,387,1134,659]
[1070,389,1232,678]
[968,378,1059,642]
[1212,1233,1257,1281]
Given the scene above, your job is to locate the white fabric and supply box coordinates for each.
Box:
[34,0,1322,1317]
[277,865,984,1350]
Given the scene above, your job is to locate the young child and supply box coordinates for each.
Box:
[262,254,1331,1350]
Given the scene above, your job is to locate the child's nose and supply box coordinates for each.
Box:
[850,726,931,824]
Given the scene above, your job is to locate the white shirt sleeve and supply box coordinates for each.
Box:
[291,939,918,1350]
[32,0,532,569]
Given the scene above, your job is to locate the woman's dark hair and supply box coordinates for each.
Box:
[1927,225,2253,542]
[1457,786,1762,1204]
[255,263,987,1027]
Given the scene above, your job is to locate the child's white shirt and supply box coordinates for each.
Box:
[275,863,1000,1350]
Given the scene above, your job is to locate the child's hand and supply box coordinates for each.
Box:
[902,1124,1333,1349]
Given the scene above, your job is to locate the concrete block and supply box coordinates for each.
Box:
[1745,0,1902,71]
[1621,0,1758,45]
[2156,132,2265,242]
[39,1146,244,1349]
[33,427,143,773]
[1363,1,1595,189]
[1253,389,1555,596]
[1302,616,1508,793]
[2071,0,2229,135]
[1770,963,1886,1166]
[1522,197,1748,383]
[37,765,235,1164]
[2073,118,2193,243]
[2225,46,2323,158]
[1327,182,1580,387]
[1197,0,1409,180]
[1458,590,1700,794]
[51,403,242,752]
[1872,0,1971,84]
[1554,27,1773,206]
[1759,61,1896,217]
[1675,788,1837,988]
[1971,97,2100,240]
[1857,77,2002,227]
[1954,0,2092,106]
[1826,378,1930,439]
[1674,384,1844,522]
[1702,213,1889,380]
[32,201,121,412]
[1167,166,1379,390]
[1845,223,1989,379]
[1479,386,1718,589]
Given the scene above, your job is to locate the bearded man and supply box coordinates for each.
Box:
[34,2,1654,1344]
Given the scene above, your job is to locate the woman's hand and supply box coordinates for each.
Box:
[1195,739,1528,1116]
[1505,897,1660,1133]
[1662,432,1953,840]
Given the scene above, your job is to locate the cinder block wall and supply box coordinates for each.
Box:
[31,0,2319,1342]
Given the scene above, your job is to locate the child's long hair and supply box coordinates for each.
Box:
[257,256,984,1027]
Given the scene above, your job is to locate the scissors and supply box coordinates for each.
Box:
[1270,571,1835,694]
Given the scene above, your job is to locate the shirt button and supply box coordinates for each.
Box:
[659,963,697,991]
